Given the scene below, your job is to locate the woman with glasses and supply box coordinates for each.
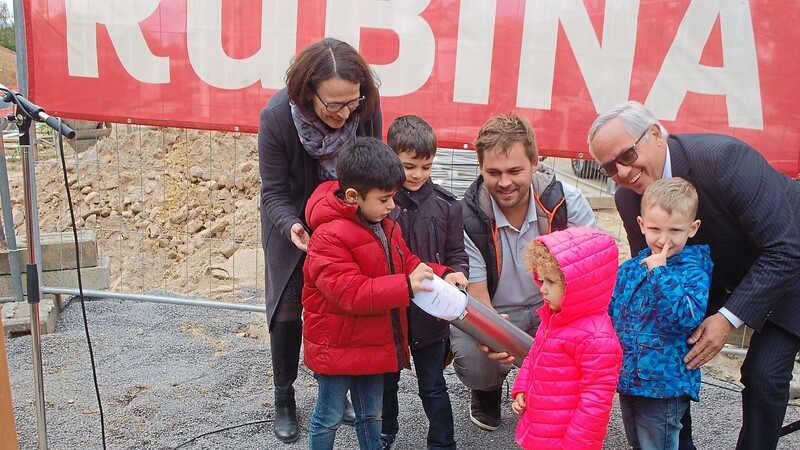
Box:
[258,37,382,444]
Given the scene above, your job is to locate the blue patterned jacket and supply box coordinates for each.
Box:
[609,245,713,401]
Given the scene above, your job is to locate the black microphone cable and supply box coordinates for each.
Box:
[170,419,274,449]
[53,118,108,449]
[169,361,322,448]
[1,86,107,448]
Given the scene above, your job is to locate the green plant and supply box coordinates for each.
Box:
[0,28,13,52]
[0,3,14,52]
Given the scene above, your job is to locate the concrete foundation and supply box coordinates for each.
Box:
[0,229,99,275]
[0,230,110,336]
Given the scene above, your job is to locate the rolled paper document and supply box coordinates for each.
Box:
[413,275,468,321]
[411,275,533,368]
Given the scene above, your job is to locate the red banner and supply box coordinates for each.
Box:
[24,0,800,177]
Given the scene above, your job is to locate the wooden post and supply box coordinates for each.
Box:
[0,321,20,450]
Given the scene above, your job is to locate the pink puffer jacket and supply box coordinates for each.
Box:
[511,227,622,450]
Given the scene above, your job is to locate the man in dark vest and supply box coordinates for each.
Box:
[452,112,597,431]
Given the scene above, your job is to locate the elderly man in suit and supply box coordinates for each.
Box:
[588,101,800,450]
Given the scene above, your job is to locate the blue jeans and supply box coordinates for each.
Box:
[678,406,696,450]
[309,373,383,450]
[382,340,456,449]
[619,394,690,450]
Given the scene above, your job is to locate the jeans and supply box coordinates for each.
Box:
[382,340,456,449]
[619,394,690,450]
[678,405,696,450]
[309,373,384,450]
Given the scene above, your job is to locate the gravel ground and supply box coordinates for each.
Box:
[6,295,800,450]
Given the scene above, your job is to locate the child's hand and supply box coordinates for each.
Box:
[444,272,469,289]
[512,393,526,415]
[642,240,670,270]
[409,263,435,294]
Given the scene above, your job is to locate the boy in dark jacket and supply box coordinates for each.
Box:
[303,137,454,450]
[381,115,470,450]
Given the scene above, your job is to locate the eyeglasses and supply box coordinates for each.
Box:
[599,127,650,177]
[314,91,365,113]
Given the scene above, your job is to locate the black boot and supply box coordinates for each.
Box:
[274,386,299,443]
[270,320,302,443]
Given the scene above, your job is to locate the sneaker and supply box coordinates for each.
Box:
[381,433,397,450]
[469,388,501,431]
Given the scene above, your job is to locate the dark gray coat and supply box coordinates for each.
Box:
[395,180,469,348]
[258,87,382,326]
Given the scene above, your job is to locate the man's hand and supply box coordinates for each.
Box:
[684,313,733,369]
[642,240,670,270]
[511,392,526,415]
[476,313,516,365]
[478,343,516,365]
[290,223,310,252]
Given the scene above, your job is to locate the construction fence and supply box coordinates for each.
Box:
[2,122,753,353]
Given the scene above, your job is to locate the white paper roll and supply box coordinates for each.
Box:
[411,274,468,321]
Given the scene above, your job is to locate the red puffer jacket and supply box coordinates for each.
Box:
[302,181,450,375]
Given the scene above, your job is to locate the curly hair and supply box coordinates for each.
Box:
[523,241,565,284]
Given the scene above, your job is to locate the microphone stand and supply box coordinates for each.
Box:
[1,83,75,450]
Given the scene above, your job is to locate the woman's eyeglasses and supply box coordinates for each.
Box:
[314,92,365,113]
[599,127,651,177]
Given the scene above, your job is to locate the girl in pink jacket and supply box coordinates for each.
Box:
[511,227,622,450]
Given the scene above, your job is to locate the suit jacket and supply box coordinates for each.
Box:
[615,133,800,336]
[258,87,382,326]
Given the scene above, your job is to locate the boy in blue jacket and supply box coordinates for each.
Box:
[609,177,713,450]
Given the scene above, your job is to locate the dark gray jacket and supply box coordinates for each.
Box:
[258,87,382,326]
[395,180,469,348]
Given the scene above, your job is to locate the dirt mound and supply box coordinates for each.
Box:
[4,126,263,300]
[0,46,16,89]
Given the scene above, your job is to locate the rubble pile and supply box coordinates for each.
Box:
[4,126,264,300]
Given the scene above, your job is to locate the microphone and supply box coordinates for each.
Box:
[0,84,76,139]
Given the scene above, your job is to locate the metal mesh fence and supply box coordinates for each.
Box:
[0,123,750,352]
[2,124,263,305]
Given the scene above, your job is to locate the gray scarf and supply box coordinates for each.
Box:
[290,101,359,180]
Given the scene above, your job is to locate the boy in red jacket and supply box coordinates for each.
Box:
[302,137,452,450]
